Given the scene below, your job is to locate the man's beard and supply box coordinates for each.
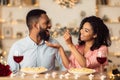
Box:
[39,29,50,41]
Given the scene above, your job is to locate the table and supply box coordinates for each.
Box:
[0,71,110,80]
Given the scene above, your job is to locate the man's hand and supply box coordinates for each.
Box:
[45,41,61,49]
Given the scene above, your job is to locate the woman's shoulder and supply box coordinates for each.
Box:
[100,45,108,48]
[98,45,108,51]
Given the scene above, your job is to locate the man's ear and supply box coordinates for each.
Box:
[34,22,39,29]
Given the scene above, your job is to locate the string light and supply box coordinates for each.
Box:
[54,0,80,8]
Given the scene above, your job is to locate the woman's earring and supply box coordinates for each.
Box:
[93,34,97,38]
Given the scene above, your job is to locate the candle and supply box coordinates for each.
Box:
[59,74,64,79]
[44,73,50,79]
[51,72,57,78]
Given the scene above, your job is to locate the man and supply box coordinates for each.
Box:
[7,9,65,72]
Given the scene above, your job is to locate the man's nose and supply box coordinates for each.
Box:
[47,23,52,29]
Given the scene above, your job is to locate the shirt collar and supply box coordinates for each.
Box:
[27,36,45,46]
[38,40,45,45]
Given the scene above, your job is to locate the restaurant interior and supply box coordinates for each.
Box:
[0,0,120,80]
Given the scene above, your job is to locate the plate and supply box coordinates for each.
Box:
[21,67,48,74]
[68,68,96,75]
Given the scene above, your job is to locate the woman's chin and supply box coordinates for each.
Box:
[81,39,84,41]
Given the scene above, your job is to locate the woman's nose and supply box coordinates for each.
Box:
[80,29,83,34]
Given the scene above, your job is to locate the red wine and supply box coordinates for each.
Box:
[97,57,107,64]
[13,56,23,63]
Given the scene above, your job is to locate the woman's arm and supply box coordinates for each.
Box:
[68,44,86,67]
[64,30,86,67]
[58,46,70,68]
[45,41,70,68]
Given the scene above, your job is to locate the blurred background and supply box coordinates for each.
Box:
[0,0,120,68]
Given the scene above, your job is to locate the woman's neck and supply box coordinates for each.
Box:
[83,41,94,55]
[85,40,94,48]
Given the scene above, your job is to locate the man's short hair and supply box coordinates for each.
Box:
[26,9,46,30]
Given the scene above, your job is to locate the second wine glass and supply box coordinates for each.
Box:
[96,50,107,76]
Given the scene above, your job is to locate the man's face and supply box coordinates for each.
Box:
[39,30,50,41]
[38,14,51,30]
[38,14,51,41]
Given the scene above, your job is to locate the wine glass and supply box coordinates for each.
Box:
[13,51,23,75]
[96,51,107,76]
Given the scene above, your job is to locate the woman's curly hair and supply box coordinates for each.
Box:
[78,16,111,51]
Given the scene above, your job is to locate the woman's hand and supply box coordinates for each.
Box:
[63,30,73,46]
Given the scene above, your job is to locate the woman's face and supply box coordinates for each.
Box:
[80,22,96,42]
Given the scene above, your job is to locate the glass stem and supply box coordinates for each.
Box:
[100,64,103,75]
[18,63,20,73]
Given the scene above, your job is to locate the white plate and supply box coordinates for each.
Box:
[68,68,96,75]
[21,67,48,74]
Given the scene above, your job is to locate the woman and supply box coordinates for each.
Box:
[45,16,111,71]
